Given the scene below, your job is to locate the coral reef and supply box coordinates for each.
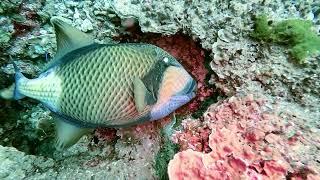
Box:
[169,95,320,179]
[0,0,319,179]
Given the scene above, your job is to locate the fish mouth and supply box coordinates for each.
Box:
[185,79,197,95]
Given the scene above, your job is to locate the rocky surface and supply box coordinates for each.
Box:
[0,123,160,179]
[0,0,319,179]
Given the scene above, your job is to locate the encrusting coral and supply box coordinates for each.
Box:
[168,95,320,180]
[251,15,320,63]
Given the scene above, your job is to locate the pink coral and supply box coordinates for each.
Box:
[172,119,211,152]
[169,95,320,179]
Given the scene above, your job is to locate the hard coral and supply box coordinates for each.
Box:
[251,15,320,63]
[169,95,320,179]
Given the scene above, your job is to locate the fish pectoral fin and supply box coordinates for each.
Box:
[53,115,92,150]
[133,77,156,112]
[43,17,94,71]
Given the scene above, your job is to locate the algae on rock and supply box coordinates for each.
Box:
[154,117,180,180]
[0,0,22,14]
[0,29,11,46]
[252,15,320,63]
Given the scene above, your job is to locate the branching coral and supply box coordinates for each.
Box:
[251,15,320,63]
[168,95,320,179]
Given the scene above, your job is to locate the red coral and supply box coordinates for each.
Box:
[94,128,117,143]
[169,95,320,179]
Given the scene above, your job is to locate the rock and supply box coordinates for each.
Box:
[0,145,55,179]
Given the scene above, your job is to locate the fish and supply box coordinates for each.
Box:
[0,17,197,149]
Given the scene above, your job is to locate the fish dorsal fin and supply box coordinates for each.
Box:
[53,114,92,150]
[133,77,156,112]
[43,17,94,71]
[51,16,94,59]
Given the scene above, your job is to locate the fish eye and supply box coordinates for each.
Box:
[163,57,182,67]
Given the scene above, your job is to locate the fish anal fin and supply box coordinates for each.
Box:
[133,77,156,113]
[0,84,15,100]
[54,115,92,150]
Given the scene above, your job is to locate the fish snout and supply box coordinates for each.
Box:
[183,78,197,97]
[188,79,197,93]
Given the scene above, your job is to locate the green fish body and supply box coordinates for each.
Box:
[3,17,197,149]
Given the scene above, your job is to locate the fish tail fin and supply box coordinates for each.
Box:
[12,61,27,100]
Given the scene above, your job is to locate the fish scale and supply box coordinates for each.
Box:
[56,45,156,126]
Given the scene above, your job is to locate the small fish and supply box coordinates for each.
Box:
[0,17,197,149]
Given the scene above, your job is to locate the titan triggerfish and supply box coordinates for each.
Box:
[0,17,197,149]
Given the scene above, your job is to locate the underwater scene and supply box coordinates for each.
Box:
[0,0,320,179]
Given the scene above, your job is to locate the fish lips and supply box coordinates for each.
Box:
[182,78,197,96]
